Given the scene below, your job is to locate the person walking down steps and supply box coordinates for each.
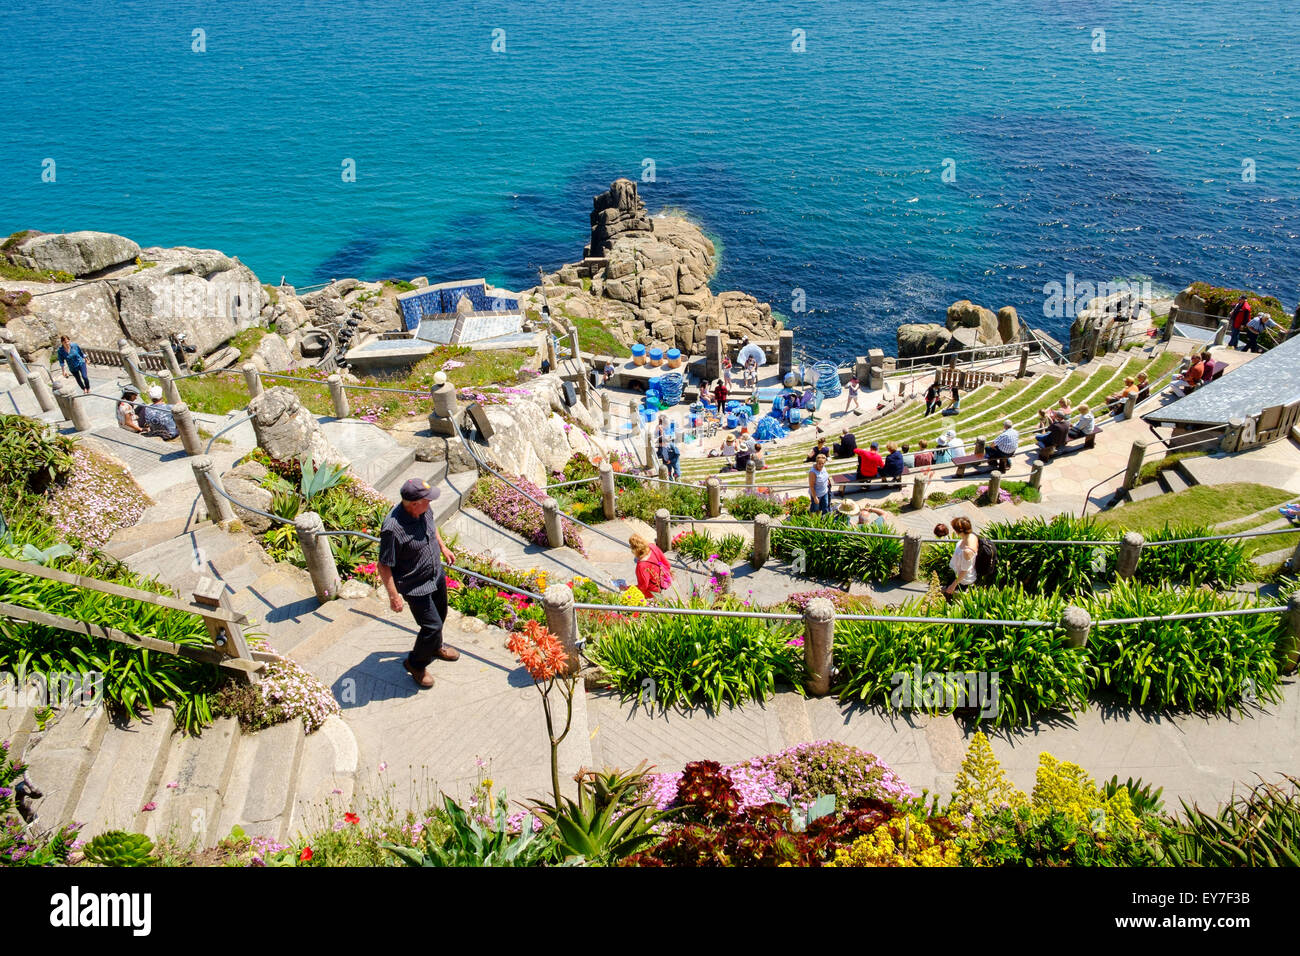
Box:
[378,478,460,689]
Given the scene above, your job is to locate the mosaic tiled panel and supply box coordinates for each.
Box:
[459,313,523,343]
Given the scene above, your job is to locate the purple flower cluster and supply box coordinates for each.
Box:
[49,449,148,552]
[467,475,586,555]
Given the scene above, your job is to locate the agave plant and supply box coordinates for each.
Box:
[299,456,347,503]
[383,791,552,867]
[82,830,155,867]
[527,765,677,864]
[1101,775,1165,817]
[1162,776,1300,867]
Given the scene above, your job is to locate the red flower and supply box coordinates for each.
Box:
[300,847,313,862]
[344,812,360,825]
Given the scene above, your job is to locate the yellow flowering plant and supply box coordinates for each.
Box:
[619,585,648,607]
[827,814,960,867]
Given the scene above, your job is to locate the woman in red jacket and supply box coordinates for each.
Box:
[630,533,673,599]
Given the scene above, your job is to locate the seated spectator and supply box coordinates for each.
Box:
[1035,410,1070,452]
[139,385,179,440]
[987,419,1018,470]
[752,443,766,470]
[601,362,616,386]
[854,442,885,481]
[1037,397,1072,429]
[836,498,860,525]
[116,384,143,433]
[1198,352,1218,382]
[942,385,962,416]
[900,442,914,468]
[911,439,934,468]
[806,436,829,462]
[1069,404,1095,440]
[880,442,906,479]
[833,429,858,459]
[1170,361,1204,396]
[1106,376,1141,412]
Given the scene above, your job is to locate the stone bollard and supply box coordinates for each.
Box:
[986,470,1003,504]
[802,598,835,696]
[1281,591,1300,676]
[1162,307,1178,343]
[1018,347,1030,378]
[1213,319,1229,347]
[752,513,771,569]
[53,380,77,424]
[1122,439,1149,491]
[295,511,340,603]
[162,339,184,379]
[1062,605,1091,649]
[1122,392,1137,420]
[709,558,732,594]
[28,367,57,413]
[1116,531,1144,579]
[601,391,611,431]
[191,456,235,525]
[901,530,923,583]
[745,459,756,489]
[327,374,350,418]
[242,363,263,400]
[910,475,928,510]
[4,345,28,384]
[159,369,182,406]
[1029,462,1044,491]
[173,402,203,456]
[658,463,669,482]
[654,508,670,552]
[706,477,721,518]
[119,343,149,395]
[541,583,582,677]
[431,381,458,421]
[542,497,564,548]
[64,383,92,432]
[973,437,986,457]
[643,429,655,469]
[599,461,616,520]
[1221,418,1244,453]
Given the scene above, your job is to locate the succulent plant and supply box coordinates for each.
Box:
[83,830,155,867]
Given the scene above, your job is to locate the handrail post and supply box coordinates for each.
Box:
[1221,418,1244,453]
[28,366,57,413]
[1116,531,1144,579]
[173,402,203,456]
[242,362,264,400]
[191,456,235,525]
[1122,392,1137,420]
[1029,462,1044,491]
[601,391,611,431]
[161,338,184,379]
[658,463,669,482]
[1162,306,1177,343]
[643,429,654,469]
[985,470,1003,504]
[654,508,670,552]
[1213,319,1228,347]
[328,373,350,418]
[1122,439,1149,491]
[599,461,616,520]
[119,342,150,394]
[910,474,928,510]
[159,369,182,405]
[745,459,756,489]
[542,497,564,548]
[295,511,339,602]
[542,584,581,677]
[706,477,721,518]
[4,344,29,384]
[802,598,835,696]
[1062,605,1091,648]
[1017,346,1030,378]
[752,513,771,569]
[901,530,922,583]
[52,379,78,426]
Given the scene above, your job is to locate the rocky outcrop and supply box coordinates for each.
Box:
[896,323,952,358]
[946,300,1001,345]
[476,375,608,485]
[248,387,349,468]
[223,460,275,534]
[7,231,140,277]
[997,306,1021,344]
[522,179,782,354]
[249,332,293,372]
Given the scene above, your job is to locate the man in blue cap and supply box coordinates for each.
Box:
[378,478,459,688]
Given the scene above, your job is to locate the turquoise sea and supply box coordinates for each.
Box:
[3,0,1299,355]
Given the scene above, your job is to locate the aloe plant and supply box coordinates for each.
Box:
[383,791,552,867]
[298,456,347,502]
[83,830,155,867]
[1162,776,1300,867]
[527,766,677,864]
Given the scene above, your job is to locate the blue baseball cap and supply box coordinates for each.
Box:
[400,478,440,501]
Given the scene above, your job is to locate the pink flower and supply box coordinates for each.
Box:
[142,801,157,811]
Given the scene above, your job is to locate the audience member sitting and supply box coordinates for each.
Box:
[1198,351,1218,382]
[987,419,1019,470]
[1035,409,1070,454]
[139,385,179,440]
[1069,404,1096,440]
[1106,376,1141,413]
[911,439,934,468]
[854,441,884,481]
[1037,397,1072,429]
[752,443,766,470]
[879,442,906,480]
[833,428,858,459]
[806,436,829,462]
[116,384,143,433]
[1171,359,1204,396]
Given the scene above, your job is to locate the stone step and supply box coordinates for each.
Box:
[288,715,359,840]
[1123,482,1164,505]
[215,719,307,844]
[1159,468,1192,495]
[25,706,111,829]
[1253,545,1297,568]
[0,705,38,763]
[103,517,196,561]
[71,707,176,839]
[137,716,241,845]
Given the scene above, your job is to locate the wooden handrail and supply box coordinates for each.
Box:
[0,556,247,624]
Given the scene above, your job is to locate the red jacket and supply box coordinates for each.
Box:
[855,448,884,478]
[635,544,673,596]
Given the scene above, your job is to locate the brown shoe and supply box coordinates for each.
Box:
[434,645,461,662]
[403,659,435,688]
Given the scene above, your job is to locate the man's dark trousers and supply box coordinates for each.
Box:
[405,574,448,670]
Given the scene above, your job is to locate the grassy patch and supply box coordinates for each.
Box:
[556,304,629,358]
[1098,484,1293,534]
[1136,450,1209,486]
[383,278,416,292]
[229,326,267,357]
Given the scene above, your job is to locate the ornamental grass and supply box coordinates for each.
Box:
[771,512,904,583]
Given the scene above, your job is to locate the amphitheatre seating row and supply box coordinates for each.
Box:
[679,350,1181,484]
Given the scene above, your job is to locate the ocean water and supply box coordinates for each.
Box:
[3,0,1299,356]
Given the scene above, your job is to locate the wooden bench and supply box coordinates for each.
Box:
[832,467,910,492]
[953,453,1001,477]
[1038,426,1101,462]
